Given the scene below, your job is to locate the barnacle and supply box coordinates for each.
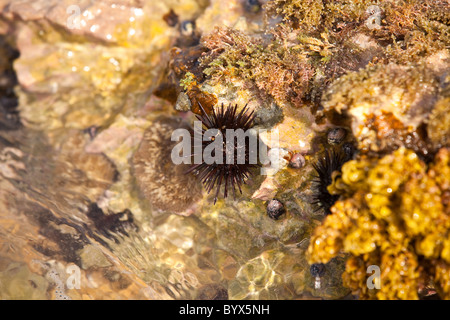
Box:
[307,147,450,299]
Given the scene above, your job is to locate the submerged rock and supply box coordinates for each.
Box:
[0,0,449,301]
[132,117,202,215]
[427,78,450,150]
[4,0,202,131]
[322,63,443,157]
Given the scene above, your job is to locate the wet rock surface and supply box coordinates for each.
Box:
[0,0,448,300]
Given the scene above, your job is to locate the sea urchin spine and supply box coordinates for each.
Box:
[311,147,352,215]
[186,102,258,203]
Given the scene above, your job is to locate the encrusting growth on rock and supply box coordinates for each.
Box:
[132,117,202,213]
[307,147,450,299]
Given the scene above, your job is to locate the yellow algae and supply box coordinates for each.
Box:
[308,148,450,299]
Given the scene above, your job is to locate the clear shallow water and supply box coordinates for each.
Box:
[0,0,350,300]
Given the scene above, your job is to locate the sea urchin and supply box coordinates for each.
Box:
[311,147,351,215]
[186,102,258,203]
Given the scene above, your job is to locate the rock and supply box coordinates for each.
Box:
[196,0,262,35]
[228,247,349,299]
[258,105,316,153]
[251,176,279,201]
[1,0,201,131]
[79,245,112,269]
[322,63,442,156]
[132,116,202,214]
[175,92,192,111]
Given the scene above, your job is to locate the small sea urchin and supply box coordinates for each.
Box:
[311,147,351,215]
[186,103,258,203]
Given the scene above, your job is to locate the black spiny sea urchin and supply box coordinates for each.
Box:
[311,147,351,215]
[186,102,258,204]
